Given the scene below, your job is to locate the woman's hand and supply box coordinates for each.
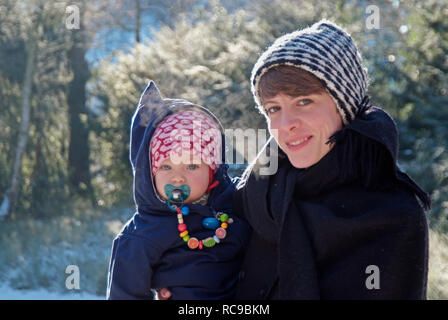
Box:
[157,287,172,300]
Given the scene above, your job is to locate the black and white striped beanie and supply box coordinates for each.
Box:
[251,20,369,125]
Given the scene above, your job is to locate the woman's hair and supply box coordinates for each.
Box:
[258,65,326,107]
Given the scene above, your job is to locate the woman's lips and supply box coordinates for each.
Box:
[285,135,313,151]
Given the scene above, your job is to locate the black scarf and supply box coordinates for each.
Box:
[236,106,430,299]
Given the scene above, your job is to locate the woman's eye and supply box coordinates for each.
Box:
[298,99,312,106]
[265,106,280,114]
[161,165,171,170]
[187,164,199,170]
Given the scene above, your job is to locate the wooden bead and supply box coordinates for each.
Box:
[188,237,199,249]
[202,217,219,229]
[180,231,188,238]
[203,237,216,247]
[215,227,226,239]
[181,206,190,215]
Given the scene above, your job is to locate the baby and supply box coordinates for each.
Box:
[106,81,250,300]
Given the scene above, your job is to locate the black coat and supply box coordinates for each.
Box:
[234,107,430,300]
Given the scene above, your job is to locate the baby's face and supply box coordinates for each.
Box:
[154,156,210,204]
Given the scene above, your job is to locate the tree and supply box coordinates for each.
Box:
[66,2,95,200]
[0,1,41,218]
[95,0,202,49]
[0,1,73,218]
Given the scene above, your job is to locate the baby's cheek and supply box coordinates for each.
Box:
[154,176,168,199]
[192,172,209,192]
[190,176,205,191]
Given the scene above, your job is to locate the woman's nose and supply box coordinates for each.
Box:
[279,111,300,133]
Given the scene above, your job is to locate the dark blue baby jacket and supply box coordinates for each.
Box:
[106,82,250,300]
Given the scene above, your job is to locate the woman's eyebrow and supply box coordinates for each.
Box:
[262,99,278,105]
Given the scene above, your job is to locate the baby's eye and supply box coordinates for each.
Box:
[160,164,171,170]
[298,99,312,106]
[187,164,199,170]
[265,106,280,115]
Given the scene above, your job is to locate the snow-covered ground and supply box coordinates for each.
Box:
[0,284,104,300]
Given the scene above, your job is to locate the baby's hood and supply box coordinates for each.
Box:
[129,81,228,216]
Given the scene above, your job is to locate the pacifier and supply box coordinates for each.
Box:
[164,184,190,211]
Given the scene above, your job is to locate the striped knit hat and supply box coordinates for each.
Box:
[251,20,369,125]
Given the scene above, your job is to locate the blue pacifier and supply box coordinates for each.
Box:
[164,184,190,211]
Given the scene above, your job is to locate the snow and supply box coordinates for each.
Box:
[0,284,104,300]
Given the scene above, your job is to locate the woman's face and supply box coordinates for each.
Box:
[263,91,343,169]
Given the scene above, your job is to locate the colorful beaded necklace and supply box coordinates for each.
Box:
[164,184,233,250]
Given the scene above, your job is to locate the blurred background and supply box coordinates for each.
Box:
[0,0,447,299]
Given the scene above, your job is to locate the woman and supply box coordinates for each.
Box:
[233,20,430,300]
[158,20,430,300]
